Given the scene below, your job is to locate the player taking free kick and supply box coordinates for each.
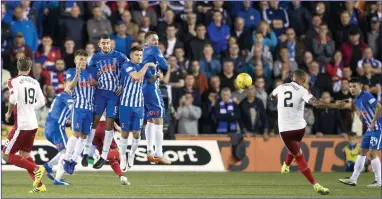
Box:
[270,69,345,195]
[2,57,47,193]
[339,77,382,187]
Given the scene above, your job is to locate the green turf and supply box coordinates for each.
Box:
[2,171,381,198]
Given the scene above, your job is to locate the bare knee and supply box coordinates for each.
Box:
[121,131,130,139]
[369,150,377,159]
[132,131,141,139]
[80,133,88,139]
[359,148,368,156]
[2,152,9,162]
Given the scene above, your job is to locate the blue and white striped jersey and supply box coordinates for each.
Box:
[65,68,96,111]
[142,45,168,86]
[354,91,382,131]
[88,50,129,92]
[120,61,144,107]
[46,91,73,127]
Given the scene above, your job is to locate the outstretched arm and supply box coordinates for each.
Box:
[308,97,345,109]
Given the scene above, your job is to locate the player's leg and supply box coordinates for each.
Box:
[127,107,144,168]
[108,149,131,185]
[53,149,70,186]
[367,131,381,187]
[19,151,47,193]
[118,106,132,171]
[64,109,83,164]
[71,110,92,169]
[143,89,156,161]
[93,97,119,169]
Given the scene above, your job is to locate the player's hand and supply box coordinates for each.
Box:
[89,75,97,86]
[145,62,157,68]
[157,72,164,80]
[5,112,11,123]
[115,85,123,96]
[75,67,81,76]
[370,120,376,130]
[336,101,346,109]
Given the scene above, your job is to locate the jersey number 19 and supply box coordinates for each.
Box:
[24,87,36,104]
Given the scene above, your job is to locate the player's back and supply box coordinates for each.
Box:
[142,45,168,86]
[354,91,382,131]
[272,82,312,132]
[46,91,73,126]
[8,75,45,130]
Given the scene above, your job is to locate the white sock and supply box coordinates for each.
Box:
[55,154,65,181]
[83,129,95,155]
[101,130,114,160]
[145,123,155,154]
[350,155,366,183]
[88,145,96,157]
[130,137,141,158]
[64,136,78,161]
[119,137,128,157]
[48,153,61,167]
[371,157,381,184]
[71,138,87,163]
[155,124,164,157]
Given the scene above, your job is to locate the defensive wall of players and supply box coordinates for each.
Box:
[2,125,381,172]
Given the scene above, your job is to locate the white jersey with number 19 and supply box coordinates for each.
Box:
[271,82,314,132]
[8,75,46,130]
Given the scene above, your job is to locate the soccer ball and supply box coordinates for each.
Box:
[235,73,252,89]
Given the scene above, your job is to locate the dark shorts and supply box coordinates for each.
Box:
[3,126,37,154]
[279,128,306,155]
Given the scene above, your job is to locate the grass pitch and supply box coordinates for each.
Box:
[2,171,381,198]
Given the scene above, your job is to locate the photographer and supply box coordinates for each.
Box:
[174,93,202,135]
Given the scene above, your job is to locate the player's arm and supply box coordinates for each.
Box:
[34,86,46,110]
[269,85,280,100]
[153,46,168,70]
[370,98,382,130]
[6,80,18,122]
[66,68,80,90]
[130,62,156,80]
[307,96,344,109]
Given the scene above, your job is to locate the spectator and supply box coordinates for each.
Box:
[308,60,333,97]
[163,55,184,89]
[62,38,75,69]
[121,10,139,39]
[31,62,48,91]
[202,75,221,101]
[360,62,381,95]
[60,1,85,17]
[267,79,282,134]
[2,5,12,66]
[109,1,129,26]
[87,6,113,46]
[278,28,305,64]
[135,31,146,45]
[225,43,246,73]
[189,24,210,61]
[312,24,335,66]
[334,78,353,133]
[59,5,85,49]
[174,93,202,135]
[156,9,180,40]
[86,43,96,65]
[10,33,32,62]
[232,83,247,104]
[215,88,240,134]
[35,35,62,70]
[2,61,11,89]
[182,12,198,45]
[191,60,209,94]
[132,1,158,28]
[45,59,66,93]
[10,6,38,52]
[155,1,168,23]
[313,91,345,136]
[207,10,230,55]
[239,85,268,138]
[9,50,25,77]
[342,66,353,81]
[314,2,332,30]
[335,11,359,47]
[178,1,195,23]
[247,32,273,64]
[175,47,189,74]
[205,2,232,27]
[173,74,201,108]
[161,24,184,58]
[140,16,153,33]
[199,44,221,79]
[273,48,298,80]
[111,22,134,56]
[326,51,345,92]
[288,1,312,38]
[340,27,368,73]
[344,1,366,28]
[219,60,237,91]
[253,64,273,93]
[305,15,323,51]
[254,21,278,51]
[366,16,381,59]
[254,77,268,108]
[245,44,272,80]
[1,89,14,125]
[231,17,252,52]
[237,0,261,31]
[262,1,289,37]
[200,90,218,133]
[356,47,382,76]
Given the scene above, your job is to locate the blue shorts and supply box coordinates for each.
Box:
[143,86,165,119]
[71,108,93,135]
[94,89,119,118]
[45,121,68,152]
[119,106,144,131]
[360,130,382,150]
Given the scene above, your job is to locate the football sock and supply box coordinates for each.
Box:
[119,137,128,157]
[48,153,61,167]
[371,157,381,184]
[110,160,123,176]
[83,129,96,155]
[145,123,155,154]
[55,154,65,181]
[88,145,96,157]
[295,154,316,185]
[350,155,366,183]
[130,137,141,158]
[101,130,114,160]
[155,124,164,157]
[72,138,87,162]
[64,136,78,160]
[285,152,294,166]
[8,154,37,173]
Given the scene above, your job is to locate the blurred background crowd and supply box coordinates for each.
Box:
[1,1,382,140]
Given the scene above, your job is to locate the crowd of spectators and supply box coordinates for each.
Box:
[1,1,382,140]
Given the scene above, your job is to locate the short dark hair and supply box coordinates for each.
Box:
[349,77,361,84]
[213,9,222,15]
[74,49,88,58]
[17,57,33,72]
[145,31,157,40]
[130,46,143,53]
[166,24,176,29]
[100,35,110,40]
[293,69,307,79]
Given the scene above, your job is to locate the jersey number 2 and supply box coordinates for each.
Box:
[24,87,36,104]
[284,91,293,107]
